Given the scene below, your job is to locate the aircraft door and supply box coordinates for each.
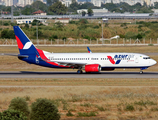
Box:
[135,56,139,63]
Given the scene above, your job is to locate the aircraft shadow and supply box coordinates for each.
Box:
[0,71,157,75]
[17,71,158,75]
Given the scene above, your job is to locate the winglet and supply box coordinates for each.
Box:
[87,47,92,53]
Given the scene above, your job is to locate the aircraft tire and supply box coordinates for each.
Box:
[140,71,143,74]
[77,70,83,74]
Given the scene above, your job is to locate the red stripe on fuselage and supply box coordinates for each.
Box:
[36,48,69,68]
[15,36,24,49]
[107,56,115,64]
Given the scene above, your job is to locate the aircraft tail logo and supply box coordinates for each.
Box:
[13,26,36,55]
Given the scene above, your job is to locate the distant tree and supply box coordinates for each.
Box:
[7,30,15,39]
[136,34,143,39]
[0,112,2,119]
[155,2,158,9]
[53,0,59,3]
[68,2,79,12]
[82,11,86,16]
[55,21,64,30]
[21,5,34,15]
[47,0,53,6]
[24,24,29,29]
[1,29,15,39]
[1,29,8,38]
[34,30,43,38]
[72,0,77,4]
[31,1,48,12]
[137,7,154,13]
[47,0,59,6]
[88,8,93,16]
[21,1,48,15]
[79,18,88,24]
[101,3,117,11]
[143,1,148,7]
[80,2,96,9]
[49,1,67,15]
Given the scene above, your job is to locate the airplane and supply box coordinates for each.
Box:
[12,26,157,74]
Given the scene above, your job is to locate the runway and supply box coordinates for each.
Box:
[0,71,158,78]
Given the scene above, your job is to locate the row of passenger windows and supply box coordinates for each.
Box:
[101,58,130,60]
[50,58,90,60]
[49,57,131,61]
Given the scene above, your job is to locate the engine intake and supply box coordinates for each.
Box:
[85,64,101,72]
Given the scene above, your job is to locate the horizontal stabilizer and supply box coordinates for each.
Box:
[1,53,28,59]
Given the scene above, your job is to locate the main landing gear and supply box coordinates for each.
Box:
[139,70,143,74]
[77,70,83,74]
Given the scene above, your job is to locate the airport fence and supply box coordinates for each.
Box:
[1,38,158,46]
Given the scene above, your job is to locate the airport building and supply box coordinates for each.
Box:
[16,19,47,24]
[55,18,72,23]
[32,10,47,16]
[77,8,108,15]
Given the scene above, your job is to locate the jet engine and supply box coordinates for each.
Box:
[85,64,101,72]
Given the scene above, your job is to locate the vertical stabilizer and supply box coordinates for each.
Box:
[13,26,37,55]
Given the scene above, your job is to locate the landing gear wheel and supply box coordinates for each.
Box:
[77,70,83,74]
[140,71,143,74]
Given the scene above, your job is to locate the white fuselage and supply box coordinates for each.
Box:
[45,52,156,69]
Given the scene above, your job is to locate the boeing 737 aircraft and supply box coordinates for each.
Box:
[13,26,157,74]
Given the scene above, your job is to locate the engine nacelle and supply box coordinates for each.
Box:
[85,64,101,72]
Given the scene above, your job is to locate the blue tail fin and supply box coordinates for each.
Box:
[13,26,37,55]
[87,47,92,53]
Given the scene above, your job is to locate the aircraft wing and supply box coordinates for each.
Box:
[41,58,86,68]
[55,61,86,67]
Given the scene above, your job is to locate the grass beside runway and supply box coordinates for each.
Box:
[0,78,158,119]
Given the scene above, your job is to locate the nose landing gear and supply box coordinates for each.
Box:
[140,71,143,74]
[140,67,148,74]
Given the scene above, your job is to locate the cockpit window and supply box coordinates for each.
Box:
[143,57,150,59]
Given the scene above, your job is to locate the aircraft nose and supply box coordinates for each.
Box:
[151,59,157,65]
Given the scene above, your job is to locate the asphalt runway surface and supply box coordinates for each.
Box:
[0,71,158,78]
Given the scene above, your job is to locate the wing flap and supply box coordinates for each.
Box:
[40,58,86,67]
